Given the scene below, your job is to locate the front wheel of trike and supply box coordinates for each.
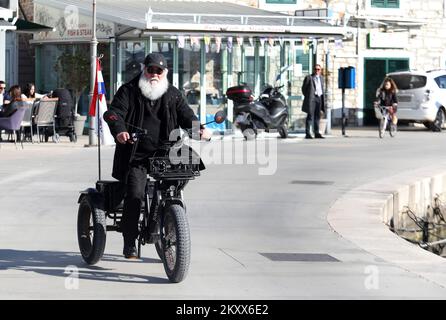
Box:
[159,204,190,283]
[77,197,107,265]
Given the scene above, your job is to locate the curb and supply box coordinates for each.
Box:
[327,164,446,288]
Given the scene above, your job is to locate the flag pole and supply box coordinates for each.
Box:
[97,55,104,181]
[89,0,98,147]
[97,94,101,181]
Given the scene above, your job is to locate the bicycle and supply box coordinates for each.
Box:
[374,103,397,138]
[77,111,226,283]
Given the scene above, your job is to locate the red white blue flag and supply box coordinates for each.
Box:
[89,58,106,116]
[89,58,114,145]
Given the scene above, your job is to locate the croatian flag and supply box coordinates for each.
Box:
[89,58,114,145]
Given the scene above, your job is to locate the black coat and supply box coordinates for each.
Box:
[301,74,326,114]
[377,90,398,107]
[106,73,200,182]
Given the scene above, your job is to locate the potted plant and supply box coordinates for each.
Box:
[54,50,90,135]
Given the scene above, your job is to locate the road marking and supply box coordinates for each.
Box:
[260,253,340,262]
[218,248,246,268]
[290,180,335,186]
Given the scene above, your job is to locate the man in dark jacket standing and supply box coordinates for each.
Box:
[301,64,326,139]
[105,53,211,258]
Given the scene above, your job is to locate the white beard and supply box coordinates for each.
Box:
[138,73,169,101]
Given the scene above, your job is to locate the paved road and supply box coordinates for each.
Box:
[1,127,446,299]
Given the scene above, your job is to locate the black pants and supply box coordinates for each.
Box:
[305,95,322,136]
[122,164,147,246]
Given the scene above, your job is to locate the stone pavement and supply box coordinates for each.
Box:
[1,126,446,299]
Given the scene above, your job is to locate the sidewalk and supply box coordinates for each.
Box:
[0,124,431,150]
[0,134,108,150]
[0,125,446,298]
[328,164,446,289]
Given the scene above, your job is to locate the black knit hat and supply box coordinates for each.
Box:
[144,53,167,70]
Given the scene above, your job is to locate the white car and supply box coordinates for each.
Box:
[386,70,446,131]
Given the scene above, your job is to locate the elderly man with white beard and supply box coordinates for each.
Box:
[105,53,211,259]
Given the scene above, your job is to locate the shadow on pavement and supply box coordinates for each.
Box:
[0,249,169,284]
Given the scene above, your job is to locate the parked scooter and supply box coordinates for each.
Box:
[226,73,289,140]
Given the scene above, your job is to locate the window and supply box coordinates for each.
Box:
[0,0,10,9]
[179,40,201,111]
[265,45,281,87]
[435,76,446,89]
[390,75,427,90]
[371,0,399,8]
[295,49,310,73]
[118,41,146,84]
[152,41,174,85]
[265,0,296,3]
[205,42,225,111]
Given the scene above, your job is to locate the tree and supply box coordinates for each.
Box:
[54,49,90,115]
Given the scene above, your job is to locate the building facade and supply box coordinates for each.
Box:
[10,0,446,130]
[0,0,18,86]
[1,0,52,91]
[30,0,345,130]
[262,0,446,126]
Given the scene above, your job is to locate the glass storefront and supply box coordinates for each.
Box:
[117,40,146,86]
[265,44,282,87]
[205,41,225,117]
[31,2,341,132]
[36,42,110,115]
[152,41,174,85]
[35,37,312,129]
[179,40,201,114]
[111,37,312,129]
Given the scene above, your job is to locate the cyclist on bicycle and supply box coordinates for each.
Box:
[374,77,398,124]
[105,53,211,259]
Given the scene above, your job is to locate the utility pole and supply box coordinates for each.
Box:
[89,0,98,146]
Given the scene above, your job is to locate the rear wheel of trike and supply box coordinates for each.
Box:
[77,197,107,265]
[159,204,190,283]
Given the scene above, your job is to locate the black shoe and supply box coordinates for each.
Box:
[315,134,325,139]
[305,134,313,139]
[123,244,138,259]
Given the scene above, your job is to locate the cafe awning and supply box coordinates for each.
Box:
[36,0,347,39]
[13,18,54,33]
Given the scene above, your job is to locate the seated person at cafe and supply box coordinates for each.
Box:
[0,85,26,117]
[23,83,46,99]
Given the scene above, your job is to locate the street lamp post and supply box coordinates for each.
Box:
[89,0,98,146]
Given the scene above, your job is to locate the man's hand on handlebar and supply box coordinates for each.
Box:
[116,132,133,144]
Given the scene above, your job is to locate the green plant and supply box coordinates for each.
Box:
[54,50,90,115]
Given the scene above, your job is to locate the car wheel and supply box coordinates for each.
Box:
[432,109,446,132]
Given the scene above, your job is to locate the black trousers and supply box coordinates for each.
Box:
[122,164,147,246]
[305,95,322,136]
